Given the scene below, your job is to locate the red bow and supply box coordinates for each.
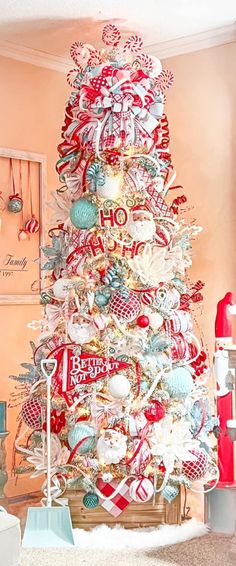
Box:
[42,409,66,434]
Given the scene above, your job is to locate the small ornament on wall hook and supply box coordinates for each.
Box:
[0,191,6,232]
[7,158,23,213]
[24,161,39,236]
[18,159,29,241]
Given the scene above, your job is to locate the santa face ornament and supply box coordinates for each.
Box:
[97,428,127,464]
[67,313,97,344]
[126,208,156,242]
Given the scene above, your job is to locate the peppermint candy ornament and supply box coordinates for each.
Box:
[135,53,153,71]
[25,215,39,234]
[124,35,143,53]
[129,478,154,502]
[156,69,174,92]
[102,24,121,47]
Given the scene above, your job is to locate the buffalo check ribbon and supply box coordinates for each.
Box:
[97,478,132,517]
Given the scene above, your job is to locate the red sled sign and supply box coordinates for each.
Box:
[50,345,131,392]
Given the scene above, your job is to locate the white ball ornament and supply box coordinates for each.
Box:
[108,373,131,399]
[148,312,164,330]
[129,478,154,503]
[53,278,72,300]
[97,174,122,200]
[150,56,162,77]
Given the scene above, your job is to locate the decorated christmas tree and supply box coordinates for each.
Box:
[11,25,219,515]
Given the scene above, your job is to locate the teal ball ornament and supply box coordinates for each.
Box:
[8,195,23,213]
[83,492,99,509]
[95,292,110,307]
[69,198,98,229]
[68,422,96,454]
[161,485,179,503]
[164,367,193,399]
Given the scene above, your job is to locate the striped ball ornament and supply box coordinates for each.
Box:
[129,478,154,503]
[25,215,39,234]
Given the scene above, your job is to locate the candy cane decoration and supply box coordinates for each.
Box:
[102,24,121,47]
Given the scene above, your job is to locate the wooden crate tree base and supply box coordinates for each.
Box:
[65,489,181,530]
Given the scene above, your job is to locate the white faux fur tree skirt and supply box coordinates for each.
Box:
[73,519,207,549]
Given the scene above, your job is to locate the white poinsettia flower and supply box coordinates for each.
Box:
[46,190,72,227]
[128,243,175,285]
[149,415,199,472]
[167,245,191,275]
[27,433,70,478]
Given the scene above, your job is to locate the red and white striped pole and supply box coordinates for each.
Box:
[214,292,235,484]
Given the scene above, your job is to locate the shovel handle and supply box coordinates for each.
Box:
[40,359,58,507]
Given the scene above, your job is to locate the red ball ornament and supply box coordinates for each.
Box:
[21,398,42,429]
[136,315,150,328]
[182,448,208,481]
[144,400,166,422]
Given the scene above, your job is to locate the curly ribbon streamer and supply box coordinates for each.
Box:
[126,422,151,465]
[192,399,207,439]
[189,460,220,494]
[135,361,141,395]
[65,463,136,501]
[41,473,68,507]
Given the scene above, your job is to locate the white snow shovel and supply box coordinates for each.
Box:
[22,359,74,547]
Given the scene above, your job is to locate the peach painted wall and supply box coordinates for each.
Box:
[164,42,236,356]
[0,41,235,499]
[0,56,70,496]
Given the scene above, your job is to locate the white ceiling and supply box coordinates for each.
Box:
[0,0,235,69]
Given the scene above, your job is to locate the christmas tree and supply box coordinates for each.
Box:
[11,25,218,514]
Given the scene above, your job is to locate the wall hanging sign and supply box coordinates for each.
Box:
[0,148,46,304]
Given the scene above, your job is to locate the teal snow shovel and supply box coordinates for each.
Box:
[22,359,74,548]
